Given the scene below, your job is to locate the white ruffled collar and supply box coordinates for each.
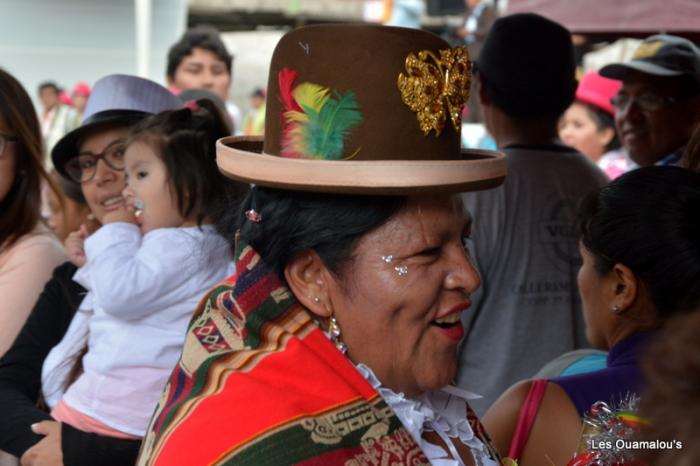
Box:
[355,363,498,466]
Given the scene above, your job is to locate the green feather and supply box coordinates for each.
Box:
[301,91,362,159]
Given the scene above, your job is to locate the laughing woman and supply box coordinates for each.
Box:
[0,75,182,466]
[138,24,507,466]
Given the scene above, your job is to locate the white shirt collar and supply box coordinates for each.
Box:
[354,363,498,466]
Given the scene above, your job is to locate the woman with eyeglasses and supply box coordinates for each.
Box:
[0,74,181,466]
[0,69,65,358]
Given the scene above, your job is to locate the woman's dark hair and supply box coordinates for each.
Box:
[582,103,621,152]
[578,166,700,318]
[216,187,406,280]
[166,26,232,79]
[0,68,59,250]
[128,98,247,226]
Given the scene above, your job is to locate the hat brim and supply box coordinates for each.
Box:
[52,110,148,180]
[216,136,507,195]
[599,61,684,80]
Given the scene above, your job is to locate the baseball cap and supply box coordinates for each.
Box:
[600,34,700,85]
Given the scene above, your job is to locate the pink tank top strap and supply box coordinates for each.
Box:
[507,378,548,461]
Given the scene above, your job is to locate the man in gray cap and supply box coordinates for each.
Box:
[600,34,700,166]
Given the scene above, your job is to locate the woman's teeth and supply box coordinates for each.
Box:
[433,312,462,326]
[103,196,123,206]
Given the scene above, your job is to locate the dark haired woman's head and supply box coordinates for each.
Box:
[166,26,232,101]
[578,166,700,325]
[125,98,246,233]
[218,188,480,396]
[0,68,58,250]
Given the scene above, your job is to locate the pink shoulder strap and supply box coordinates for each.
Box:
[507,379,548,461]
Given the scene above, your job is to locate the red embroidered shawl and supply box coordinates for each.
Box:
[137,241,500,465]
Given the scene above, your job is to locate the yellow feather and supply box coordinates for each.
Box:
[292,83,330,112]
[288,124,308,155]
[284,110,309,124]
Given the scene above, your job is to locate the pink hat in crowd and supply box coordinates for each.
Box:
[576,71,622,116]
[58,90,73,106]
[71,81,91,97]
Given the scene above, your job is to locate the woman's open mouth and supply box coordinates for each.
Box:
[430,310,466,341]
[101,195,125,212]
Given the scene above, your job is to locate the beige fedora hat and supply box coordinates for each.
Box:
[217,24,506,195]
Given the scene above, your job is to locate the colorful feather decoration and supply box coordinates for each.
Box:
[278,67,363,159]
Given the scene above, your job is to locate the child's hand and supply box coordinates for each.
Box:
[84,213,101,235]
[64,225,89,267]
[102,204,137,225]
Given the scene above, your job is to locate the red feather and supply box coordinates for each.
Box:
[278,68,302,112]
[278,68,303,157]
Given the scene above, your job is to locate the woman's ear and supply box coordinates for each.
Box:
[284,250,333,318]
[609,263,638,314]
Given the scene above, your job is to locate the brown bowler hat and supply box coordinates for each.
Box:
[217,24,506,194]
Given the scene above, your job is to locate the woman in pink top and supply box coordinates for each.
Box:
[0,69,65,357]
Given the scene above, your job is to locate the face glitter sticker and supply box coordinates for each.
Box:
[394,265,408,276]
[381,255,394,263]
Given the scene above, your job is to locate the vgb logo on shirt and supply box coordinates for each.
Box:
[537,198,581,273]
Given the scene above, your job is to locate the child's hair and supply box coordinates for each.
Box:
[581,102,621,152]
[127,98,247,226]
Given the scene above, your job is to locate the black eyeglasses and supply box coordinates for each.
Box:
[0,134,17,158]
[64,140,127,183]
[610,93,682,113]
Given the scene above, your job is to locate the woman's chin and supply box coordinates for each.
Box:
[415,364,457,394]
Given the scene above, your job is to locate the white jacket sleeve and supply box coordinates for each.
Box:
[75,223,200,321]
